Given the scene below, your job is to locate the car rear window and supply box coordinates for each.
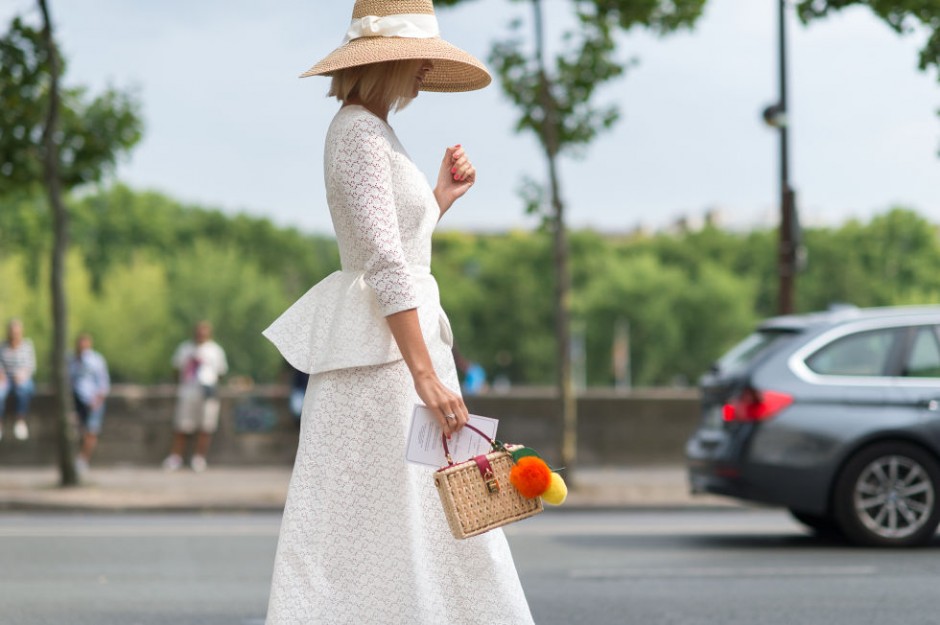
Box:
[716,329,796,373]
[805,328,900,377]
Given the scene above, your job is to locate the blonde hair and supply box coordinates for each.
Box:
[329,59,423,112]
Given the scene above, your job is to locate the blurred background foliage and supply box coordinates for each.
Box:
[3,185,939,387]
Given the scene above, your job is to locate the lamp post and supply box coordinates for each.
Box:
[763,0,801,315]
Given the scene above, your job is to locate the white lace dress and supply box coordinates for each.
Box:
[262,105,535,625]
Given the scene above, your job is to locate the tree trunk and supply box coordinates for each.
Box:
[38,0,78,487]
[546,150,576,474]
[532,0,577,474]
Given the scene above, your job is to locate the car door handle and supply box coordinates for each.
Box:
[922,399,940,412]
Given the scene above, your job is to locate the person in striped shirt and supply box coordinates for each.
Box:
[0,318,36,441]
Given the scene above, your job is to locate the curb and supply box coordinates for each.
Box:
[0,501,287,514]
[0,466,741,514]
[0,498,743,515]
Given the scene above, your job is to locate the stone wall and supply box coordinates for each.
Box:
[0,386,701,467]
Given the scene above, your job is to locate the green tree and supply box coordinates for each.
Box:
[434,230,556,384]
[0,4,142,486]
[166,244,290,384]
[0,255,46,356]
[441,0,707,469]
[79,257,174,383]
[797,208,940,310]
[66,184,340,296]
[578,253,756,386]
[0,183,343,384]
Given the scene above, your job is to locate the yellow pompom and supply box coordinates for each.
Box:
[542,472,568,505]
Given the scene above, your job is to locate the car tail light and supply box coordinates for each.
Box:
[722,388,793,423]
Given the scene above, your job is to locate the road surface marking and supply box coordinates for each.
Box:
[505,522,802,537]
[0,525,280,538]
[570,565,878,580]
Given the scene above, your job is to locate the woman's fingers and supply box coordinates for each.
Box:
[450,146,475,182]
[437,396,469,438]
[416,374,469,439]
[440,402,457,436]
[457,164,475,182]
[439,401,467,436]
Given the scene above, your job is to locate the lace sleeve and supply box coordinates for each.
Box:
[331,116,419,316]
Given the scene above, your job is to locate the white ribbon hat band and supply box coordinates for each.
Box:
[343,13,441,44]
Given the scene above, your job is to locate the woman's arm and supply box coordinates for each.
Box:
[386,309,468,437]
[434,144,476,218]
[334,117,468,435]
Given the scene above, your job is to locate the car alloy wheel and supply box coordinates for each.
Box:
[834,442,940,547]
[853,455,934,540]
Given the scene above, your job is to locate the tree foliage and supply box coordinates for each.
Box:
[2,187,938,388]
[0,186,340,384]
[0,17,142,194]
[797,0,940,72]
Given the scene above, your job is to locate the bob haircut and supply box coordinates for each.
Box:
[328,59,423,112]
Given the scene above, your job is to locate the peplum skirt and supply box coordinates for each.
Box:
[264,317,535,625]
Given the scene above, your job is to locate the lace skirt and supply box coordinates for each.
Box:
[264,335,535,625]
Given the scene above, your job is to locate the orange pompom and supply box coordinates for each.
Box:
[509,456,552,499]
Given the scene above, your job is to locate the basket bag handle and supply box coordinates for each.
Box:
[440,423,507,467]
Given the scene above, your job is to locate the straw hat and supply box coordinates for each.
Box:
[300,0,491,92]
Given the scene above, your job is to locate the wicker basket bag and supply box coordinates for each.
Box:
[434,424,543,539]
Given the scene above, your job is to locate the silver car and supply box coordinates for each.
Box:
[687,305,940,547]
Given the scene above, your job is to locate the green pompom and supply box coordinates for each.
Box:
[511,447,541,462]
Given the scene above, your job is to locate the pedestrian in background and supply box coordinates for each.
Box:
[452,345,488,396]
[162,321,228,473]
[0,318,36,442]
[288,366,309,428]
[68,332,110,475]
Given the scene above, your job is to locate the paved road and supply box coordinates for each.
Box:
[1,509,938,625]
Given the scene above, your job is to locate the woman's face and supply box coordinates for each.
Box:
[412,60,434,97]
[7,321,22,344]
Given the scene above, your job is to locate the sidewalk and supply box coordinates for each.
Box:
[0,465,739,512]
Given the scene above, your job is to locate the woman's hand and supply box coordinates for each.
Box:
[413,371,469,439]
[385,308,469,439]
[434,144,476,216]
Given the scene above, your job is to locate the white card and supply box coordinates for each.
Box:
[405,404,499,469]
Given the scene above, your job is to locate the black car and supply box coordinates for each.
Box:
[687,305,940,547]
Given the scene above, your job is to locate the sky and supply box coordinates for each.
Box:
[1,0,938,235]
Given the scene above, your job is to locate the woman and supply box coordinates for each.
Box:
[0,318,36,442]
[261,1,535,624]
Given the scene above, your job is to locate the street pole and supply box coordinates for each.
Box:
[776,0,796,315]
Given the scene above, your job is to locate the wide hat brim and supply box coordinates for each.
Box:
[300,36,491,93]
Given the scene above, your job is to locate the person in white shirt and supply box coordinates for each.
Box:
[162,321,228,472]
